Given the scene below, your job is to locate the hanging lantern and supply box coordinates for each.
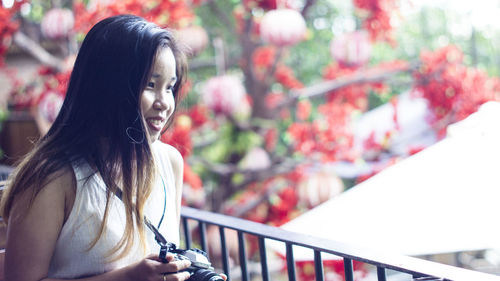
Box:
[260,9,307,47]
[297,168,344,208]
[239,147,271,171]
[330,30,372,68]
[201,75,246,116]
[38,91,64,123]
[177,26,209,57]
[41,8,75,39]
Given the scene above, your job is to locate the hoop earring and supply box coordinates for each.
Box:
[126,127,145,144]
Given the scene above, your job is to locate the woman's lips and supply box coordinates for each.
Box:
[146,117,165,131]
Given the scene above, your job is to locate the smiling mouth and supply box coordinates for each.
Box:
[146,118,165,132]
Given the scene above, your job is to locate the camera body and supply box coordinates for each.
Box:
[143,217,224,281]
[160,245,224,281]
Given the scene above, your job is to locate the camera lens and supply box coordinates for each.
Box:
[189,269,225,281]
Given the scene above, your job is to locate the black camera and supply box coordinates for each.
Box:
[145,218,225,281]
[162,247,224,281]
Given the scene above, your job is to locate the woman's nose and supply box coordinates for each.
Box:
[153,94,174,114]
[153,98,167,110]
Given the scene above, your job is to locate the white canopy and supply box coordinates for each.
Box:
[275,102,500,259]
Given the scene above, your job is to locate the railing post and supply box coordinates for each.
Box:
[180,207,500,281]
[286,243,297,281]
[258,237,270,281]
[377,267,387,281]
[314,250,324,281]
[218,226,230,280]
[182,217,191,249]
[238,231,250,281]
[344,258,354,281]
[198,221,208,253]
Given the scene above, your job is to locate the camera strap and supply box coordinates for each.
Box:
[113,188,175,262]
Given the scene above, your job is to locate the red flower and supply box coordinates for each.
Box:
[275,65,304,89]
[413,45,500,129]
[161,124,193,157]
[183,162,202,190]
[252,46,276,68]
[264,128,278,151]
[287,122,316,154]
[322,63,368,111]
[187,105,208,129]
[296,100,311,121]
[74,0,194,34]
[0,2,24,65]
[353,0,398,44]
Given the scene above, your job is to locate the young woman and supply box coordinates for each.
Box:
[0,15,201,281]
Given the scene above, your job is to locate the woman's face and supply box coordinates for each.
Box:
[141,47,177,142]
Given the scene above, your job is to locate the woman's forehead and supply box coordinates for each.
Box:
[151,47,177,79]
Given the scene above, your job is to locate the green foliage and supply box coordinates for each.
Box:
[284,0,339,85]
[198,122,262,163]
[389,6,500,76]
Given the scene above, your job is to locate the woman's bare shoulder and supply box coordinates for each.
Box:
[10,165,76,223]
[154,142,183,172]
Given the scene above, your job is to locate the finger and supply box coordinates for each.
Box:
[161,260,192,273]
[145,253,161,260]
[164,271,191,281]
[164,253,176,262]
[219,273,228,281]
[148,253,176,262]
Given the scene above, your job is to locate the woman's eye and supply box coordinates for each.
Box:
[147,82,155,88]
[166,85,174,92]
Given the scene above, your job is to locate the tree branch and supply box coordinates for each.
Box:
[225,114,264,133]
[276,62,420,110]
[206,0,238,37]
[12,32,65,72]
[301,0,317,18]
[233,157,302,190]
[189,157,234,176]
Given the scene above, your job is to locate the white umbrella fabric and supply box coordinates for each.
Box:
[274,102,500,259]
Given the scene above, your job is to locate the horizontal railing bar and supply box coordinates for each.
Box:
[181,206,500,281]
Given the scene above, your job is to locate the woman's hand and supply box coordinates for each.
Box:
[124,253,192,281]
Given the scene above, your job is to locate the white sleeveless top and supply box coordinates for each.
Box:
[47,142,179,278]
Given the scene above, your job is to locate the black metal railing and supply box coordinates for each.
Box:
[1,178,500,281]
[180,206,500,281]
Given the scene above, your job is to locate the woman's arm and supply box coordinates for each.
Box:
[4,169,191,281]
[5,170,70,281]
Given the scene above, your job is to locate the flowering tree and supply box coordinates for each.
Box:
[1,0,500,227]
[2,1,500,280]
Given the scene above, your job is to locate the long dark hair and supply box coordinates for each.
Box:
[1,14,188,259]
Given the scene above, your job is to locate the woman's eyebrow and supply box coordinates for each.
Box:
[151,74,177,83]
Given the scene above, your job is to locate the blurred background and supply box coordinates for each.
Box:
[1,0,500,280]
